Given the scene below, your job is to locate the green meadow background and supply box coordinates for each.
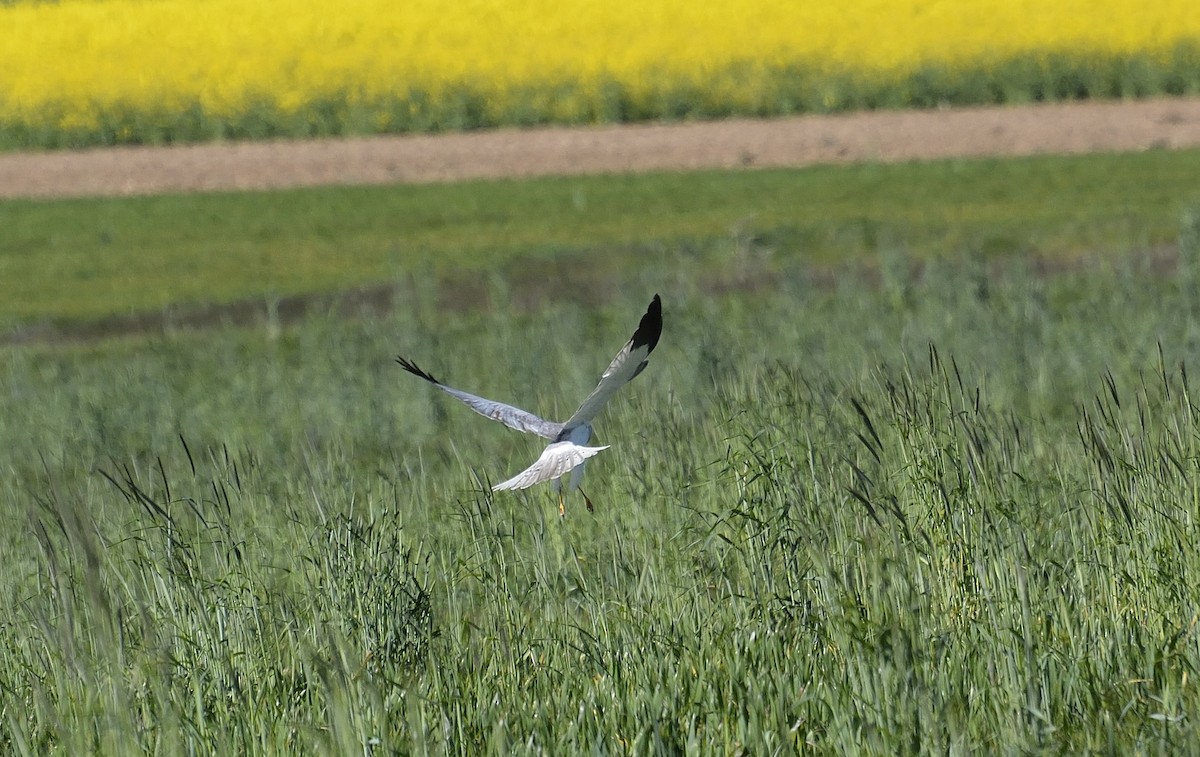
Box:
[4,3,1200,745]
[4,146,1200,752]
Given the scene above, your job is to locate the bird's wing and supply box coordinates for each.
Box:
[562,294,662,431]
[492,442,610,491]
[396,356,563,440]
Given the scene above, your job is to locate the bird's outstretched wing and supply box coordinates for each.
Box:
[491,442,610,491]
[562,294,662,431]
[396,356,564,440]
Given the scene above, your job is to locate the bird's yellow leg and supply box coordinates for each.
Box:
[558,492,566,518]
[580,487,595,513]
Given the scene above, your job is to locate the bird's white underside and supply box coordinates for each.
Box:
[491,442,610,491]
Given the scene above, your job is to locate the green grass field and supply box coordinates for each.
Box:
[5,153,1200,752]
[3,149,1200,329]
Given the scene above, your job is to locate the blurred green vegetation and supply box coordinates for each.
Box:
[3,149,1199,330]
[5,211,1200,748]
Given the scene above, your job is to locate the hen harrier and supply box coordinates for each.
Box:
[397,294,662,515]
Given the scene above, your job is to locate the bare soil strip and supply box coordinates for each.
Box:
[3,98,1200,200]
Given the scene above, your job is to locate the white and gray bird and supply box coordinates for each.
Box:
[397,294,662,515]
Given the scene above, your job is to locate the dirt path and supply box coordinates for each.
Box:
[3,97,1200,200]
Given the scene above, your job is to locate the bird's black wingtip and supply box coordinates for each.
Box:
[395,355,440,384]
[631,294,662,353]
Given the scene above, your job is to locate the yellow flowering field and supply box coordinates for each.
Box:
[1,0,1198,148]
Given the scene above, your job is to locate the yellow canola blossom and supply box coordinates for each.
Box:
[0,0,1197,140]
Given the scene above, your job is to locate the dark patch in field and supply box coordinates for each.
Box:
[0,269,624,346]
[1,244,1180,348]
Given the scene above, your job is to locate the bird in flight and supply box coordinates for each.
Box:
[397,294,662,516]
